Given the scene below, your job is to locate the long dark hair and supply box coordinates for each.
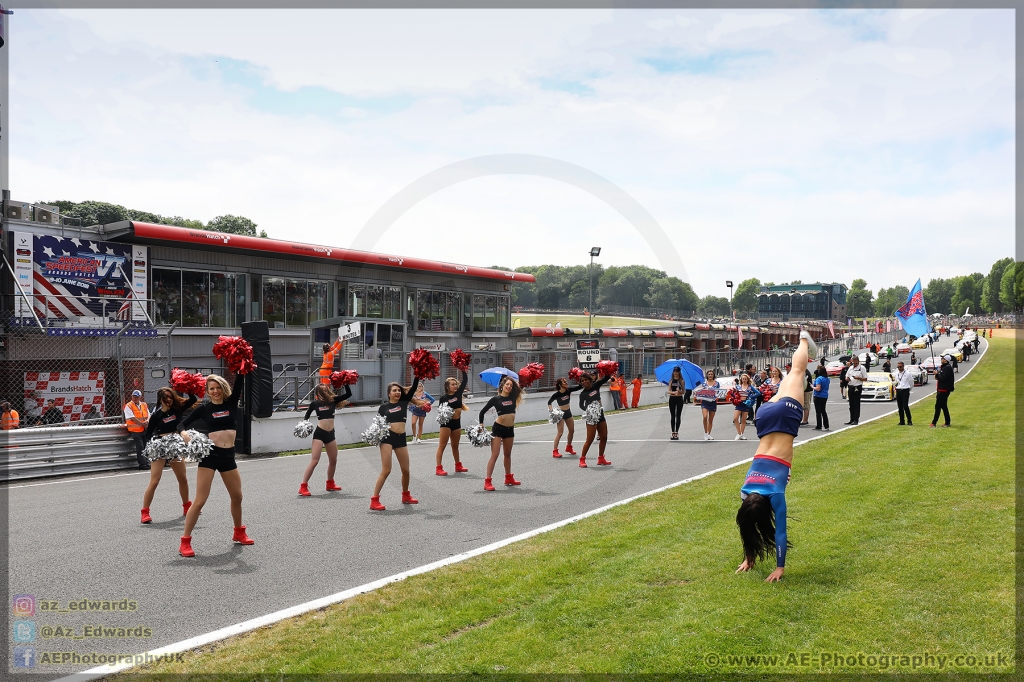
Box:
[314,384,335,402]
[155,387,187,411]
[498,376,523,406]
[736,493,791,566]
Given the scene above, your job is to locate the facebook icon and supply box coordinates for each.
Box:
[13,646,36,668]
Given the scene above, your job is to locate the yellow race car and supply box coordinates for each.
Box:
[940,347,964,362]
[861,372,896,401]
[910,337,929,349]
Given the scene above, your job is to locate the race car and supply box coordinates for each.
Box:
[861,372,896,401]
[940,348,963,362]
[919,356,942,374]
[910,337,929,349]
[907,364,929,386]
[857,351,879,366]
[896,343,912,354]
[826,360,845,376]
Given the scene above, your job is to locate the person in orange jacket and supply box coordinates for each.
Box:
[319,338,343,384]
[630,374,642,408]
[617,372,628,409]
[1,401,20,430]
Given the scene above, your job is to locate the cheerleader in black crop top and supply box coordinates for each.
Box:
[578,373,612,467]
[298,383,352,496]
[140,387,197,525]
[547,377,581,458]
[177,373,253,557]
[370,377,421,511]
[434,370,469,476]
[479,375,522,490]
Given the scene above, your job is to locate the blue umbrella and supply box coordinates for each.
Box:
[479,367,519,389]
[655,359,705,389]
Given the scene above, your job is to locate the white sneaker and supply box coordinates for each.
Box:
[707,434,714,441]
[703,433,709,440]
[800,331,818,359]
[740,435,747,440]
[734,434,742,440]
[414,437,421,444]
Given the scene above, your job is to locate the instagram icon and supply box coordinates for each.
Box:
[12,595,35,617]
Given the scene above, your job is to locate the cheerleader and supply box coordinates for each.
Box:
[577,373,612,467]
[177,373,251,557]
[370,378,422,510]
[140,387,196,524]
[736,332,817,582]
[547,377,581,457]
[729,373,757,440]
[434,370,469,476]
[479,376,522,490]
[298,383,352,496]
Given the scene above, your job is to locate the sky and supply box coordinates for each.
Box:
[10,8,1015,300]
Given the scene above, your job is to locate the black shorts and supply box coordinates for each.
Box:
[198,445,238,473]
[441,417,462,431]
[313,426,336,444]
[492,423,515,439]
[561,410,573,421]
[381,430,408,450]
[586,415,607,426]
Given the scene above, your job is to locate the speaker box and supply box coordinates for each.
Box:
[241,321,274,419]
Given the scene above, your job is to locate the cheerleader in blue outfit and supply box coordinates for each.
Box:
[736,331,816,582]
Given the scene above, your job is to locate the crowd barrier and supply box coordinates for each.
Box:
[1,423,135,481]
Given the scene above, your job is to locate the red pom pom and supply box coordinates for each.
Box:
[424,403,432,413]
[568,367,583,382]
[449,349,471,372]
[516,362,545,388]
[212,336,257,375]
[170,368,206,398]
[330,370,360,388]
[408,349,441,380]
[596,360,619,378]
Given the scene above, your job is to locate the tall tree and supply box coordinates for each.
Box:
[923,278,954,315]
[847,279,874,317]
[999,262,1018,311]
[697,295,731,317]
[206,214,267,238]
[874,285,910,318]
[732,278,761,315]
[983,257,1014,313]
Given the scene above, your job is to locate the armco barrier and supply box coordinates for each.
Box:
[1,423,136,481]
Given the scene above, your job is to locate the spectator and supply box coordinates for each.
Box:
[25,393,43,426]
[607,345,619,365]
[800,367,813,426]
[83,405,102,422]
[844,355,867,425]
[947,352,958,373]
[608,374,622,410]
[363,341,379,360]
[839,360,850,399]
[630,374,642,409]
[123,390,151,470]
[617,373,628,410]
[931,356,954,427]
[893,360,913,426]
[910,351,917,365]
[1,401,20,430]
[812,365,829,431]
[882,358,891,373]
[41,399,65,426]
[751,369,768,424]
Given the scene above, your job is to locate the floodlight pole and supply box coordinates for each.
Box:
[588,247,601,335]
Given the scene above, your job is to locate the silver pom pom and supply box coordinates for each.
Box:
[293,420,316,439]
[435,403,454,426]
[584,401,604,425]
[361,415,389,446]
[548,409,565,425]
[143,433,187,462]
[183,430,214,462]
[466,423,493,448]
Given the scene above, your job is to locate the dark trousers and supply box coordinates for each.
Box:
[932,390,950,426]
[896,388,912,424]
[130,432,148,467]
[848,385,863,423]
[611,391,621,410]
[813,396,829,429]
[668,397,684,432]
[753,394,764,421]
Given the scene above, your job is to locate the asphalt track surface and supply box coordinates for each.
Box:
[8,338,983,678]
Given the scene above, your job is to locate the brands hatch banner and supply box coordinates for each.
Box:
[24,371,106,423]
[14,232,147,322]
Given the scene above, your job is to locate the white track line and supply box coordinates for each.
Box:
[53,340,990,681]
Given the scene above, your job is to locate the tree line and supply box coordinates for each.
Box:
[42,199,266,238]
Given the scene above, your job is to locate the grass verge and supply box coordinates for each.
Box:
[128,339,1014,676]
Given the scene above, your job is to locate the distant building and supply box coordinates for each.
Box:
[757,283,847,321]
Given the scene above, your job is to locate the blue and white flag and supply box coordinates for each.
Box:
[895,279,931,338]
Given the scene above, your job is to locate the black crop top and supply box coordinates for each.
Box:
[377,377,420,424]
[547,385,582,410]
[579,376,610,409]
[479,395,517,423]
[143,395,197,440]
[438,371,468,411]
[303,385,352,421]
[181,375,244,434]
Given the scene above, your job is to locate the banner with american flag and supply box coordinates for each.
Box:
[826,320,835,338]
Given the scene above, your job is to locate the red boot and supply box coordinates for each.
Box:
[298,483,311,497]
[552,449,562,458]
[232,526,255,545]
[325,479,342,491]
[370,496,386,511]
[401,490,419,504]
[179,536,195,557]
[597,456,612,466]
[454,462,469,473]
[140,508,152,524]
[483,478,495,491]
[579,457,588,468]
[435,465,448,476]
[504,473,521,486]
[565,444,577,455]
[182,500,192,516]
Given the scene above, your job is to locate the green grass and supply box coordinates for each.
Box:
[130,339,1014,676]
[512,313,669,328]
